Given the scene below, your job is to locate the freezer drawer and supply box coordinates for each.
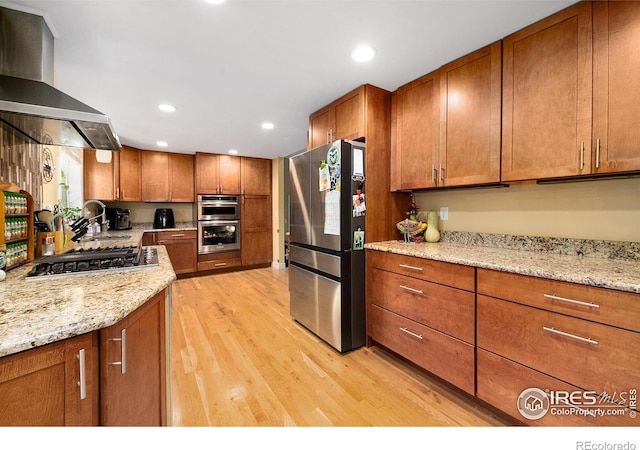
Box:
[289,264,347,352]
[289,244,342,278]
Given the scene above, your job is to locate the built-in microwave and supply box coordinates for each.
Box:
[196,195,240,221]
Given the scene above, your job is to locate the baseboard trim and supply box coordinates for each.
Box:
[272,262,287,270]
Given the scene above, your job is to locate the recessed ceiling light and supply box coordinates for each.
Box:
[158,104,177,113]
[351,45,376,62]
[261,122,274,130]
[228,149,238,155]
[157,141,169,147]
[205,0,226,4]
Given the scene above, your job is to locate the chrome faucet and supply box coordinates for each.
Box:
[82,199,107,228]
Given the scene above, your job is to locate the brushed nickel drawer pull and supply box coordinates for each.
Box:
[399,327,423,340]
[400,285,424,295]
[595,138,601,169]
[544,294,600,309]
[214,262,227,267]
[170,233,185,237]
[77,348,86,400]
[543,326,598,345]
[431,164,436,184]
[398,263,423,271]
[109,329,127,374]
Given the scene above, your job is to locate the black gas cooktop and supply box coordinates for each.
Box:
[26,245,159,280]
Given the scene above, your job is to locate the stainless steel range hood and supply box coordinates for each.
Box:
[0,6,121,150]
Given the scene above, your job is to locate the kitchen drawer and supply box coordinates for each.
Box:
[197,251,241,272]
[477,349,638,426]
[156,230,196,241]
[477,295,640,396]
[368,267,475,343]
[477,268,640,332]
[367,304,475,394]
[366,250,474,291]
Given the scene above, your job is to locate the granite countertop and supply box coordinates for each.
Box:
[0,230,176,358]
[365,239,640,294]
[133,222,197,232]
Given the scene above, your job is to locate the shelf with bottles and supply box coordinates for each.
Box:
[1,190,35,271]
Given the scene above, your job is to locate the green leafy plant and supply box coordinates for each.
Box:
[58,170,81,220]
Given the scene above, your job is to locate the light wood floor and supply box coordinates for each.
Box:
[169,267,511,426]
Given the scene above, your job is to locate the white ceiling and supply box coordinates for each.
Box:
[3,0,577,160]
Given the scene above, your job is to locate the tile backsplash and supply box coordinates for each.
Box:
[0,128,43,207]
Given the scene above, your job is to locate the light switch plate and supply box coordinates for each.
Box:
[439,206,449,220]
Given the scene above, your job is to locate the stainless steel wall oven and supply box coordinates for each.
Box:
[198,220,240,254]
[196,195,241,254]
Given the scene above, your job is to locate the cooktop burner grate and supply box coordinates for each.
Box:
[25,246,159,280]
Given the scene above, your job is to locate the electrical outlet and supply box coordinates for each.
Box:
[439,206,449,220]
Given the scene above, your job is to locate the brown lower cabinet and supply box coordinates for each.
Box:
[365,250,476,395]
[0,332,99,426]
[144,231,197,275]
[0,291,167,426]
[100,290,166,426]
[366,249,640,426]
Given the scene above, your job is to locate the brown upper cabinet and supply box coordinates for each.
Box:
[391,71,440,190]
[438,41,502,187]
[169,153,195,202]
[140,151,194,202]
[195,153,241,195]
[502,2,593,181]
[308,86,365,150]
[117,146,142,201]
[391,42,502,191]
[241,157,272,196]
[592,1,640,175]
[84,148,116,201]
[308,84,410,243]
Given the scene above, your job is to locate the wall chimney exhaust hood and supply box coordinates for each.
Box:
[0,6,121,151]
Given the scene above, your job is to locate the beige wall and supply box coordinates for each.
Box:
[105,201,194,224]
[272,157,286,269]
[414,177,640,242]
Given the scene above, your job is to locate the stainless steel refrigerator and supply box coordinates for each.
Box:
[288,140,366,352]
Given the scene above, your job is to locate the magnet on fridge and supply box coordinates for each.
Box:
[353,229,364,250]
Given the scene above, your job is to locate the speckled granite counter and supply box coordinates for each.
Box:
[132,222,197,232]
[365,240,640,294]
[0,232,176,358]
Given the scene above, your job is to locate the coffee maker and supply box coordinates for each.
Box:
[105,208,132,230]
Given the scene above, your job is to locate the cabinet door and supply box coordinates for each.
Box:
[593,1,640,174]
[241,195,272,266]
[0,332,99,426]
[83,149,115,201]
[241,157,271,196]
[195,152,219,194]
[439,42,502,186]
[393,72,440,190]
[157,230,197,274]
[141,151,170,201]
[308,106,332,150]
[502,2,593,181]
[218,155,241,194]
[333,87,364,141]
[169,153,194,202]
[118,146,142,201]
[100,291,165,426]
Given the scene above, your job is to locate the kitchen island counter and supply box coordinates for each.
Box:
[0,240,176,358]
[365,240,640,294]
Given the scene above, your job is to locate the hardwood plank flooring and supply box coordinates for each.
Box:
[170,267,511,427]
